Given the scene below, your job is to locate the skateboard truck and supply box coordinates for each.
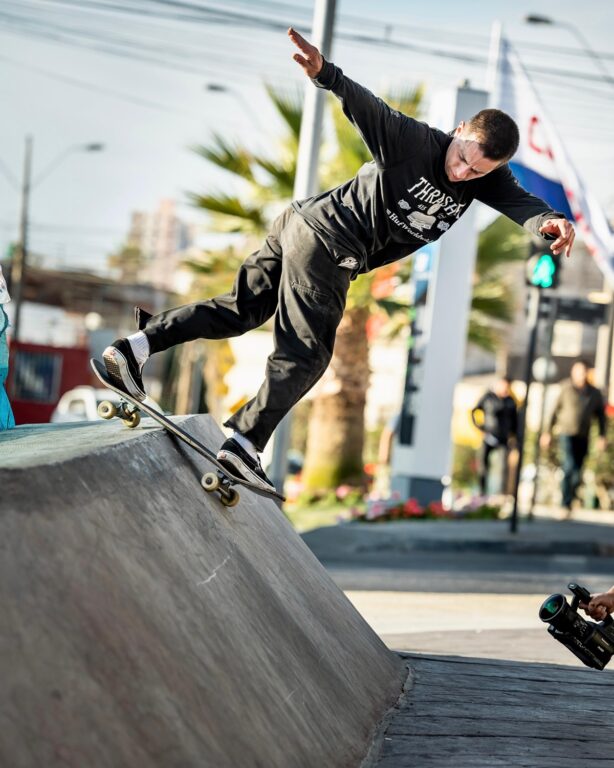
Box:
[201,472,240,507]
[97,399,141,428]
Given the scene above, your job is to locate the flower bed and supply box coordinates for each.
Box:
[343,492,501,523]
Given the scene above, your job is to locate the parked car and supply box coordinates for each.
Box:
[50,386,161,423]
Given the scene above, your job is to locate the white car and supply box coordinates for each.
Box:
[50,386,161,423]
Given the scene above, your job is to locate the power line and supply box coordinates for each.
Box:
[5,0,614,89]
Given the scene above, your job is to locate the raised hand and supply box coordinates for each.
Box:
[538,218,575,258]
[288,27,323,78]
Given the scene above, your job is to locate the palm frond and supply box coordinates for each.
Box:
[192,134,255,182]
[251,155,295,197]
[476,215,529,274]
[387,83,425,118]
[374,297,411,317]
[264,84,303,141]
[467,314,501,352]
[471,293,515,324]
[187,193,266,233]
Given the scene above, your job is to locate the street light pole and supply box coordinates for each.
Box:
[525,15,614,91]
[8,139,104,343]
[10,135,33,344]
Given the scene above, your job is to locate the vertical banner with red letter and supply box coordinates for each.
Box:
[495,37,614,285]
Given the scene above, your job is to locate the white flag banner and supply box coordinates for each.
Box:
[495,37,614,285]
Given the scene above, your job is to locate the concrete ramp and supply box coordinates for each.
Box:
[0,417,404,768]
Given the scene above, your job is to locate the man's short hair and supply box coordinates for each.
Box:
[467,109,520,162]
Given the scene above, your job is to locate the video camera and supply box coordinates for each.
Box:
[539,583,614,670]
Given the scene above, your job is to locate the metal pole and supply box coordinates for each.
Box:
[528,295,558,519]
[268,0,337,495]
[604,289,614,404]
[486,20,502,97]
[11,135,33,344]
[510,286,541,533]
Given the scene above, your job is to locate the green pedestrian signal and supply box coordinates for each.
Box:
[526,249,561,289]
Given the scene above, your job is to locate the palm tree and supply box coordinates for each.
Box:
[470,214,530,350]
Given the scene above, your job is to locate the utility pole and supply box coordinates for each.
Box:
[528,294,558,519]
[268,0,337,495]
[7,138,104,344]
[510,286,542,533]
[10,136,33,344]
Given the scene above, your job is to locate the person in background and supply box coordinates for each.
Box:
[0,265,15,430]
[471,376,518,495]
[540,360,607,513]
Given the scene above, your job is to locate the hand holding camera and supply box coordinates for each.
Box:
[580,588,614,622]
[539,583,614,670]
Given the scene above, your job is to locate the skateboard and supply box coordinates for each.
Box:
[90,359,285,505]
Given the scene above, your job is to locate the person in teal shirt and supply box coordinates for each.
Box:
[0,266,15,429]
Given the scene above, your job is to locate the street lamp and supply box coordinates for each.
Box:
[9,138,105,343]
[203,82,265,132]
[524,15,614,90]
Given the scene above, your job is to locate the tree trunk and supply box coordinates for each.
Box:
[302,306,370,491]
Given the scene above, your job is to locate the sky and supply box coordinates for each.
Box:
[0,0,613,275]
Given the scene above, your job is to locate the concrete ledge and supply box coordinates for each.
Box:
[303,518,614,558]
[0,416,405,767]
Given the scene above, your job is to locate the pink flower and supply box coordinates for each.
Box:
[336,484,352,500]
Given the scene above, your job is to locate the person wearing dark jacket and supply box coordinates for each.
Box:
[101,27,575,493]
[471,377,518,495]
[540,361,607,510]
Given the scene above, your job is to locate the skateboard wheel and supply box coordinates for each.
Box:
[122,410,141,429]
[97,400,117,419]
[220,488,240,507]
[201,472,220,492]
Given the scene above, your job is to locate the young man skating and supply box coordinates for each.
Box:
[103,28,575,493]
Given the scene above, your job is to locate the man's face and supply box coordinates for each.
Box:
[494,379,510,398]
[444,123,502,183]
[571,363,588,387]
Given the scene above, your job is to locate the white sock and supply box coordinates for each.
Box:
[231,431,258,459]
[126,331,150,368]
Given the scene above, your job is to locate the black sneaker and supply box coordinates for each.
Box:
[102,338,146,401]
[217,438,277,493]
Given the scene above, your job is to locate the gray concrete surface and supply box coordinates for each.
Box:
[0,416,405,768]
[367,654,614,768]
[303,516,614,558]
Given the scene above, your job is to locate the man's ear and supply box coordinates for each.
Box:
[455,120,465,136]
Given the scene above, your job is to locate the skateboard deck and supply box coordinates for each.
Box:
[90,358,285,504]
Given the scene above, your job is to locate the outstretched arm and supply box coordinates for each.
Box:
[288,27,426,168]
[473,166,575,258]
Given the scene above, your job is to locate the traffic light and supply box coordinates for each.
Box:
[526,242,561,289]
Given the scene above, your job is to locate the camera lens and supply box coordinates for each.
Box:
[539,594,565,622]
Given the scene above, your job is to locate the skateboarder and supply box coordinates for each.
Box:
[102,27,575,493]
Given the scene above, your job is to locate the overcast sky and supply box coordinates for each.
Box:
[1,0,613,274]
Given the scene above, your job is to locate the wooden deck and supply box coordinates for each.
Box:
[368,653,614,768]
